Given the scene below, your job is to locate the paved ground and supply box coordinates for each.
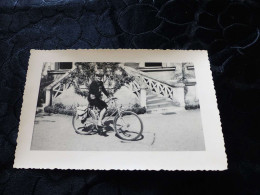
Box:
[31,110,205,151]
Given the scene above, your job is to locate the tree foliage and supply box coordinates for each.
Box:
[63,62,135,98]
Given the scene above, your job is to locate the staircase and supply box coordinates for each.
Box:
[45,65,186,114]
[122,65,186,114]
[146,90,183,114]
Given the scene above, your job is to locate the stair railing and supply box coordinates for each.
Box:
[122,66,184,104]
[44,65,185,108]
[44,68,76,106]
[124,80,141,99]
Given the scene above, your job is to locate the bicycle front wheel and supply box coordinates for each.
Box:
[114,111,143,141]
[72,113,96,135]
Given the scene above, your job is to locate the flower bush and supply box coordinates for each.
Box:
[64,62,135,98]
[44,103,146,116]
[44,103,75,116]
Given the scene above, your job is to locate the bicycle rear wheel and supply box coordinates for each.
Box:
[72,112,96,135]
[114,111,143,141]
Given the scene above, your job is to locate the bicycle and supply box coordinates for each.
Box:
[72,97,143,141]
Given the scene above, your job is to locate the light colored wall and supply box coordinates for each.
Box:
[53,86,87,107]
[185,85,199,106]
[139,62,145,67]
[124,62,139,69]
[41,62,54,77]
[183,62,195,79]
[145,71,175,84]
[167,63,176,67]
[144,63,182,84]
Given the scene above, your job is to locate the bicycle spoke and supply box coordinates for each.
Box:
[115,112,143,141]
[72,112,96,135]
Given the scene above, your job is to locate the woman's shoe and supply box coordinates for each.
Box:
[97,128,108,137]
[97,124,104,128]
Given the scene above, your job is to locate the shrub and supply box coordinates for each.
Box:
[185,104,200,110]
[54,103,66,109]
[185,99,200,110]
[126,103,146,114]
[44,103,75,116]
[44,106,53,113]
[44,102,146,116]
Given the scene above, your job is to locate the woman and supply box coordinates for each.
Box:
[88,73,110,132]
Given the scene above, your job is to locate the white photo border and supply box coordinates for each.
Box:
[14,49,227,170]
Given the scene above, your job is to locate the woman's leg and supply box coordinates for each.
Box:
[98,108,106,126]
[96,99,108,126]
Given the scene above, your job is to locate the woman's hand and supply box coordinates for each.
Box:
[90,94,95,100]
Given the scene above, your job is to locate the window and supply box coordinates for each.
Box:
[186,66,194,70]
[55,62,73,70]
[145,63,162,67]
[59,62,72,69]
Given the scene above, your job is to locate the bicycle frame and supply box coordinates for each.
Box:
[87,98,124,125]
[73,97,143,140]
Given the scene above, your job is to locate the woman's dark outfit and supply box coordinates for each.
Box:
[88,80,109,110]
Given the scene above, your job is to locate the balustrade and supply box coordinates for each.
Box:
[44,65,186,108]
[45,69,76,106]
[123,66,185,107]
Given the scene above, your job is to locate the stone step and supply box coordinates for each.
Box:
[147,97,171,104]
[146,94,158,100]
[146,107,184,114]
[147,102,177,110]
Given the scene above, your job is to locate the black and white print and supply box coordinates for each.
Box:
[32,61,204,151]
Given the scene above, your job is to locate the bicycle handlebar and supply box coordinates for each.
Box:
[105,97,118,103]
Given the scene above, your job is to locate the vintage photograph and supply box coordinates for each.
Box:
[32,61,204,151]
[14,49,226,170]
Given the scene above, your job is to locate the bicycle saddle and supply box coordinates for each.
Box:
[110,97,118,100]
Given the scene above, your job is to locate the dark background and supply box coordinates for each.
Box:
[0,0,259,194]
